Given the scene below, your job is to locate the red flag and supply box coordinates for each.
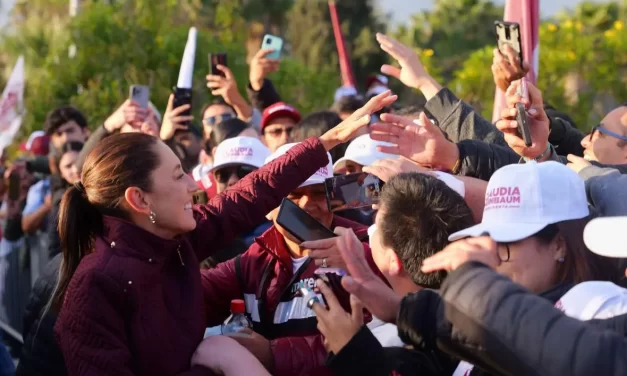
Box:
[328,0,356,88]
[492,0,539,122]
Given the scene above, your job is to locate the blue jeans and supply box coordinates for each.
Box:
[0,342,14,376]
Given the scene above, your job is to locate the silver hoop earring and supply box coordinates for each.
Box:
[558,257,565,263]
[149,211,157,224]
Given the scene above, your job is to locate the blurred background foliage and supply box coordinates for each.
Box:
[0,0,626,141]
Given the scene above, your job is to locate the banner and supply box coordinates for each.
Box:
[0,56,25,154]
[492,0,539,122]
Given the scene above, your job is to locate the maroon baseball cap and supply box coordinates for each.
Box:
[20,131,50,156]
[261,102,301,131]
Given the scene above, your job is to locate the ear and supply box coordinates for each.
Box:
[387,250,404,277]
[124,186,151,216]
[552,233,567,262]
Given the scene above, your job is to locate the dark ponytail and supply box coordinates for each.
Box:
[50,133,160,312]
[51,184,102,311]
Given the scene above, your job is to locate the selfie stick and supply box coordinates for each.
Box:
[173,27,197,123]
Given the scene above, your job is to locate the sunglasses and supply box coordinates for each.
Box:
[263,126,294,138]
[589,124,627,142]
[214,165,257,184]
[203,113,234,127]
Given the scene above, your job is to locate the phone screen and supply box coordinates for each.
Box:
[129,85,150,108]
[276,198,336,243]
[324,173,384,213]
[209,53,227,77]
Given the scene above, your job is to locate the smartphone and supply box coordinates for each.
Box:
[494,21,524,69]
[8,171,20,201]
[324,173,384,213]
[313,268,351,312]
[515,78,532,147]
[261,34,283,60]
[209,53,227,77]
[276,198,336,243]
[172,86,192,122]
[129,85,150,108]
[193,190,208,205]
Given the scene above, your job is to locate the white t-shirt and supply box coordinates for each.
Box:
[291,256,309,274]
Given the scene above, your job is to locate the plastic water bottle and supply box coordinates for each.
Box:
[221,299,252,336]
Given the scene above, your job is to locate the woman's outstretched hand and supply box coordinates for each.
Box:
[319,90,397,151]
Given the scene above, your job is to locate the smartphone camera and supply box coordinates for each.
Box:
[265,37,272,45]
[132,87,139,96]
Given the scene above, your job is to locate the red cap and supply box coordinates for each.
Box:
[261,102,301,131]
[19,131,49,156]
[230,299,246,314]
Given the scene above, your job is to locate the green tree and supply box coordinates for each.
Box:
[286,0,386,91]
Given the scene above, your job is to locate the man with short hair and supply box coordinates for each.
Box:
[581,105,627,165]
[43,106,89,150]
[260,102,301,152]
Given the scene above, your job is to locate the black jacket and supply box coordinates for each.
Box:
[326,326,456,376]
[545,105,585,157]
[399,262,627,376]
[16,254,67,376]
[246,79,281,112]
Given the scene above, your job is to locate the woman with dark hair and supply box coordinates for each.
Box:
[53,91,396,375]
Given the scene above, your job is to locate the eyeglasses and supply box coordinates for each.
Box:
[214,165,257,184]
[497,243,511,262]
[264,126,294,138]
[589,124,627,142]
[203,113,234,127]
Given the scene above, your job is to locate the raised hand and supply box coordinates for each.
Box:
[160,94,194,141]
[249,48,281,91]
[363,157,434,182]
[370,112,459,171]
[376,33,441,99]
[319,90,397,151]
[495,80,550,160]
[492,46,530,92]
[104,100,149,133]
[206,65,243,106]
[421,236,500,273]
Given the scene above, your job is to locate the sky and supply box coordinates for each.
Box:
[379,0,615,25]
[0,0,616,28]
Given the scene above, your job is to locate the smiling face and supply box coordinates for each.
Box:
[139,141,199,238]
[581,107,627,164]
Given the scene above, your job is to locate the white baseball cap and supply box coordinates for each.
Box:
[333,135,399,172]
[334,86,358,103]
[555,281,627,320]
[209,137,270,173]
[265,142,333,188]
[583,216,627,258]
[449,161,589,242]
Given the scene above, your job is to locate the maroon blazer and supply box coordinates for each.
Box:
[55,138,329,376]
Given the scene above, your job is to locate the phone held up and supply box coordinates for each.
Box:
[261,34,283,60]
[515,78,533,147]
[129,85,150,108]
[276,198,335,243]
[324,172,384,213]
[209,53,227,77]
[494,21,524,69]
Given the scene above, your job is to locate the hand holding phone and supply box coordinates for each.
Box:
[276,198,336,243]
[209,53,227,77]
[495,21,524,69]
[261,34,283,60]
[515,78,532,147]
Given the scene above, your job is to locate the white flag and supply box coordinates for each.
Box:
[0,56,25,153]
[177,27,197,89]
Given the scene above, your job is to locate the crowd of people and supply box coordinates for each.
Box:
[0,28,625,376]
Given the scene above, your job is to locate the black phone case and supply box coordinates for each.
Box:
[8,173,20,201]
[495,21,524,69]
[516,102,532,147]
[276,199,335,242]
[172,87,192,124]
[209,54,227,77]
